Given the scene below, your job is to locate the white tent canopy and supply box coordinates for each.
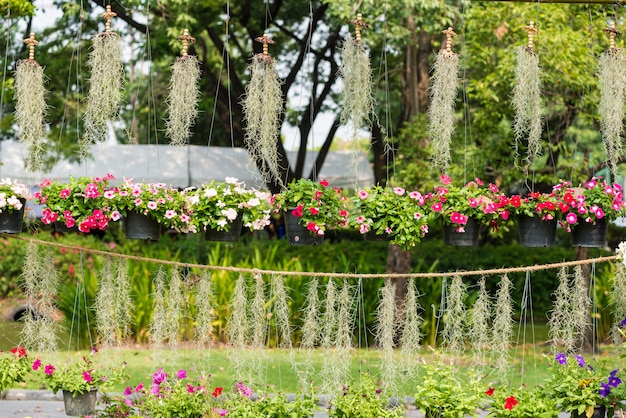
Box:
[0,141,374,189]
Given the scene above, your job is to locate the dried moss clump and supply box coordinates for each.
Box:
[82,33,124,154]
[166,55,201,146]
[14,59,47,172]
[242,52,283,184]
[512,46,543,169]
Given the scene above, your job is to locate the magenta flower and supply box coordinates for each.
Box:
[44,364,55,375]
[152,368,168,385]
[213,408,228,417]
[393,187,405,196]
[123,386,133,396]
[566,213,577,225]
[151,383,161,395]
[32,359,42,371]
[235,382,253,397]
[187,383,195,393]
[358,190,368,200]
[82,371,93,383]
[59,188,71,198]
[176,369,187,379]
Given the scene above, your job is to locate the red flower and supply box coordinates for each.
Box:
[309,207,319,215]
[485,387,495,397]
[10,347,26,358]
[291,205,304,218]
[213,387,223,398]
[504,395,518,410]
[319,179,329,187]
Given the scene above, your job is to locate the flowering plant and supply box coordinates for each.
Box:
[221,381,318,417]
[0,346,31,392]
[507,189,566,221]
[349,185,429,249]
[186,177,271,232]
[557,177,625,230]
[413,362,482,417]
[428,174,510,233]
[271,178,348,236]
[113,368,219,418]
[37,351,127,395]
[328,371,403,417]
[36,174,115,232]
[0,178,29,214]
[104,179,193,232]
[544,353,623,417]
[484,385,559,417]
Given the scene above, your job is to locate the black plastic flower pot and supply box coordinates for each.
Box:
[205,214,243,242]
[0,199,25,234]
[283,211,323,246]
[124,211,161,240]
[63,389,97,416]
[442,217,479,246]
[518,215,557,247]
[571,218,608,248]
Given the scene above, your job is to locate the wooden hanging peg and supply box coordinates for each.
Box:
[23,32,39,64]
[254,33,275,62]
[442,27,457,57]
[177,29,196,58]
[522,21,538,53]
[101,5,117,35]
[603,21,622,51]
[350,13,368,44]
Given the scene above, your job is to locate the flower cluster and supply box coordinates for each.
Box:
[272,178,348,236]
[0,346,31,392]
[350,185,429,248]
[0,178,29,214]
[328,372,403,417]
[507,189,565,221]
[428,174,509,232]
[484,385,559,417]
[186,177,271,232]
[557,177,624,230]
[36,174,115,232]
[545,353,623,416]
[37,350,126,395]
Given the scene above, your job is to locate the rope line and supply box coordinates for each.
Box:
[3,233,617,279]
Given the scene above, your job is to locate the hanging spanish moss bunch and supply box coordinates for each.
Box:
[376,280,398,391]
[296,277,320,386]
[469,277,491,369]
[20,244,60,352]
[429,27,459,171]
[272,275,292,348]
[165,268,184,348]
[400,278,423,379]
[548,267,576,353]
[227,275,248,381]
[442,275,467,356]
[340,14,374,178]
[166,29,201,146]
[114,259,133,342]
[320,279,339,393]
[571,266,590,350]
[332,280,355,390]
[82,5,124,154]
[247,274,267,384]
[490,274,514,379]
[95,258,118,348]
[194,271,215,348]
[610,264,626,343]
[512,22,543,170]
[14,32,46,172]
[150,267,169,351]
[242,33,283,184]
[598,22,626,177]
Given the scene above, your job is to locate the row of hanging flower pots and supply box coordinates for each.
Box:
[0,174,623,247]
[1,346,625,417]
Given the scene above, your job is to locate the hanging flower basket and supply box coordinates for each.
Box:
[0,198,25,234]
[62,389,97,416]
[284,211,323,245]
[442,217,479,246]
[54,221,79,234]
[124,211,161,240]
[571,218,608,248]
[205,214,243,242]
[518,215,557,247]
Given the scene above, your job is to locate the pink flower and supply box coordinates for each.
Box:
[358,190,369,200]
[135,383,144,393]
[309,207,319,215]
[414,212,422,220]
[60,188,71,198]
[475,178,484,186]
[187,383,195,393]
[291,205,304,218]
[585,180,596,189]
[151,383,161,395]
[319,179,329,187]
[393,187,405,196]
[355,215,365,224]
[566,213,578,224]
[468,197,479,208]
[213,408,228,417]
[44,364,55,375]
[440,174,451,184]
[359,224,369,234]
[134,198,142,206]
[123,386,132,396]
[32,359,42,371]
[489,183,499,193]
[431,202,443,213]
[164,210,176,219]
[147,201,157,210]
[85,184,100,198]
[111,211,121,221]
[235,382,253,397]
[450,212,467,225]
[306,222,319,233]
[152,368,168,385]
[176,369,187,379]
[83,371,93,383]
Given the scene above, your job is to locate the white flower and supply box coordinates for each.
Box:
[225,177,239,184]
[7,196,22,210]
[204,188,218,198]
[188,194,200,205]
[246,197,261,207]
[217,218,228,227]
[221,208,238,220]
[616,241,626,268]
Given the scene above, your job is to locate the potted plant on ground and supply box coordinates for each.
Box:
[271,178,348,245]
[328,371,404,417]
[36,174,116,233]
[104,178,192,239]
[413,362,482,417]
[544,353,623,418]
[186,177,271,242]
[427,174,509,246]
[556,177,625,247]
[484,384,560,417]
[37,351,127,416]
[349,185,429,249]
[0,178,29,233]
[0,346,32,395]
